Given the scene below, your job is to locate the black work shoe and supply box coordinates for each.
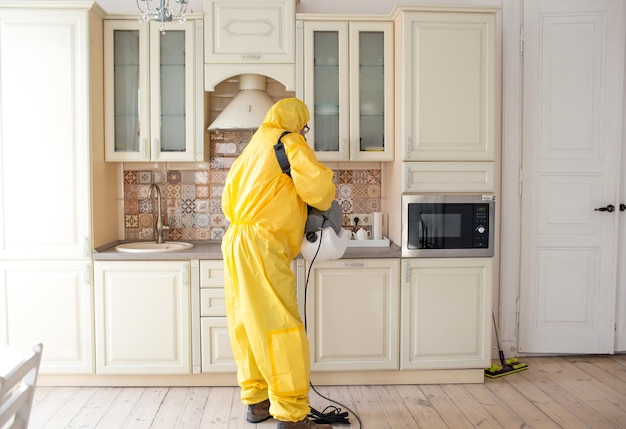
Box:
[277,417,333,428]
[246,399,271,423]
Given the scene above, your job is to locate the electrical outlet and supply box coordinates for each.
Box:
[348,213,372,226]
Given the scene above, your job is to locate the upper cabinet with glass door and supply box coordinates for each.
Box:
[300,20,394,162]
[104,20,200,162]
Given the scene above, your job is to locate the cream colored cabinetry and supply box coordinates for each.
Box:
[204,0,295,90]
[199,259,300,373]
[0,3,117,374]
[0,261,94,374]
[299,19,394,161]
[397,11,495,162]
[401,258,492,370]
[300,259,400,371]
[94,261,191,375]
[104,19,203,162]
[199,260,236,373]
[403,161,495,193]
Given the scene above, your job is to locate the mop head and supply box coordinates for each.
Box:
[484,357,529,378]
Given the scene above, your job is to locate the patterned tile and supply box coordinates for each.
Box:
[138,171,152,184]
[195,185,209,199]
[124,170,138,184]
[181,184,196,200]
[122,131,382,240]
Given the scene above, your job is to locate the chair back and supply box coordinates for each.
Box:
[0,343,43,429]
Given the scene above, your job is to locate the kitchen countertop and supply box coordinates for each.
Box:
[93,240,401,261]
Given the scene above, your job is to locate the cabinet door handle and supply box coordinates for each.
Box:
[405,165,413,189]
[621,204,626,212]
[341,138,348,160]
[140,138,147,160]
[405,136,412,159]
[152,138,160,160]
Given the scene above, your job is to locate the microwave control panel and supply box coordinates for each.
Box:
[472,204,490,248]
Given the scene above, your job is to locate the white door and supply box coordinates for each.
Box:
[519,0,625,353]
[617,119,626,351]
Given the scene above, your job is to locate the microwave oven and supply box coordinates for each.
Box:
[401,194,495,258]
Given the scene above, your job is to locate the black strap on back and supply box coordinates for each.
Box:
[274,130,292,178]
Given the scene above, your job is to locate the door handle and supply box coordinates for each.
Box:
[594,204,615,212]
[621,204,626,212]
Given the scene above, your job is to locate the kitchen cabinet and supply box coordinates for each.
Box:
[300,259,400,371]
[104,19,203,162]
[299,19,394,161]
[397,11,496,161]
[199,260,236,373]
[401,258,492,370]
[402,161,495,193]
[199,259,300,373]
[0,2,117,374]
[0,261,94,374]
[203,0,296,91]
[94,261,191,375]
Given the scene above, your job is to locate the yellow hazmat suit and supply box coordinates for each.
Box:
[221,98,336,422]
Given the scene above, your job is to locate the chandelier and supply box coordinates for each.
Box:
[136,0,188,26]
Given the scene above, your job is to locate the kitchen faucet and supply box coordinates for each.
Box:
[149,183,170,243]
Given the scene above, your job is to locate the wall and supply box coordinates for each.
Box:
[121,129,382,241]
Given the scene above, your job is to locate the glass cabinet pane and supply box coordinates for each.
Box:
[159,30,186,152]
[359,31,385,151]
[313,31,339,152]
[113,30,140,153]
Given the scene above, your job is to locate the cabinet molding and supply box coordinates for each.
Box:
[403,161,495,193]
[204,0,295,64]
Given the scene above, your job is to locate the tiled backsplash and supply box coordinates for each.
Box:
[122,130,382,241]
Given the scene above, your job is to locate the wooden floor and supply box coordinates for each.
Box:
[28,355,626,429]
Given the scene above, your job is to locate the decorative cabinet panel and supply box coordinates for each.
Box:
[0,3,113,376]
[403,161,495,193]
[0,261,94,374]
[301,259,400,371]
[198,259,298,373]
[203,0,296,90]
[104,19,202,162]
[199,260,236,373]
[94,261,191,375]
[0,6,98,260]
[300,20,394,161]
[401,258,492,370]
[204,0,295,63]
[398,12,495,161]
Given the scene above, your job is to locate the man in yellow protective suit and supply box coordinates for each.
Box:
[221,98,335,429]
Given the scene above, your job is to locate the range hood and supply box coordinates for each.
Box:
[207,74,274,130]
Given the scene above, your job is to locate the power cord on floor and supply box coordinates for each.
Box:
[304,226,363,428]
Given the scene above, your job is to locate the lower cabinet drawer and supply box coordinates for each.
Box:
[200,317,236,373]
[200,288,226,316]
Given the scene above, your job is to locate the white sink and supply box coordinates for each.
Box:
[115,242,194,253]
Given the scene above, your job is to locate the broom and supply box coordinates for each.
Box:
[485,313,528,378]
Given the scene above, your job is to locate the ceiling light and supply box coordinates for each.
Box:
[136,0,188,30]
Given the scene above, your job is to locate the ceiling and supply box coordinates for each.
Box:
[35,0,205,15]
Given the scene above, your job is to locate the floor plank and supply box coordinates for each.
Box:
[27,355,626,429]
